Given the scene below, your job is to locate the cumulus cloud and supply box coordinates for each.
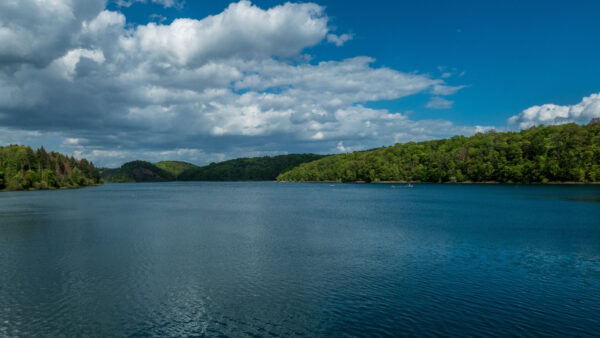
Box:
[508,92,600,129]
[121,1,328,66]
[0,0,105,67]
[0,0,475,166]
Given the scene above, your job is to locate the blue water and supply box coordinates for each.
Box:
[0,182,599,336]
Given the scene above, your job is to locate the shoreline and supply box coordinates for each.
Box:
[277,180,600,185]
[9,181,598,188]
[0,183,103,193]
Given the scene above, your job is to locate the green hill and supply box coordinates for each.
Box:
[102,154,327,182]
[101,161,175,182]
[277,122,600,183]
[0,145,101,191]
[154,161,198,178]
[178,154,328,181]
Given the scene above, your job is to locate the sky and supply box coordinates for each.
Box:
[1,0,599,167]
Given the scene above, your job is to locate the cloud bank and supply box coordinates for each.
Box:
[508,92,600,129]
[0,0,476,166]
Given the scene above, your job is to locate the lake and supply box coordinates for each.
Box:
[0,182,599,336]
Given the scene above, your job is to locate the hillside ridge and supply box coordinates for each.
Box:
[278,123,600,183]
[101,154,327,182]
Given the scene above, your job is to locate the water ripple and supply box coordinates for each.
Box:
[0,182,599,336]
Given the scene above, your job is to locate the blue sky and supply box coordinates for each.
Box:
[1,0,599,166]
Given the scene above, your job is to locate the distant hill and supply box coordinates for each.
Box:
[154,161,199,177]
[101,154,327,182]
[101,161,175,182]
[177,154,328,181]
[278,123,600,183]
[1,145,101,191]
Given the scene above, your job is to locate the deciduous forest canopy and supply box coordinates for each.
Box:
[277,122,600,183]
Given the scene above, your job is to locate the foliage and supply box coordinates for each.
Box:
[154,161,198,178]
[0,145,101,191]
[278,123,600,183]
[100,161,175,182]
[178,154,327,181]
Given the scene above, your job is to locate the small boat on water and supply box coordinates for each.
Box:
[407,183,413,188]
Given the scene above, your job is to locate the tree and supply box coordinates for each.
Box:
[0,168,4,189]
[7,173,25,191]
[24,170,39,189]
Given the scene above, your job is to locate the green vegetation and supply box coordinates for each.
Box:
[102,154,326,182]
[100,161,175,182]
[101,160,198,182]
[154,161,199,178]
[278,123,600,183]
[0,145,101,191]
[178,154,328,181]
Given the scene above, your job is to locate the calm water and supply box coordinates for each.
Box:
[0,183,599,336]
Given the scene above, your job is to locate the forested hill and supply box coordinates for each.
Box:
[178,154,327,181]
[102,154,327,182]
[277,122,600,183]
[0,145,101,191]
[154,161,198,177]
[100,161,178,182]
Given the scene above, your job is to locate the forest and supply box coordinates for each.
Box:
[154,161,198,177]
[100,154,326,182]
[277,122,600,183]
[0,145,101,191]
[178,154,327,181]
[100,161,177,182]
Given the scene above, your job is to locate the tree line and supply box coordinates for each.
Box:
[277,122,600,183]
[0,145,101,191]
[178,154,327,181]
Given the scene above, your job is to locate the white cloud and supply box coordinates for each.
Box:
[114,0,185,8]
[82,10,126,38]
[234,57,441,102]
[508,92,600,129]
[49,49,105,80]
[0,0,105,67]
[326,33,353,46]
[0,0,476,167]
[62,137,84,147]
[149,14,167,23]
[426,96,454,109]
[120,0,328,66]
[431,84,467,96]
